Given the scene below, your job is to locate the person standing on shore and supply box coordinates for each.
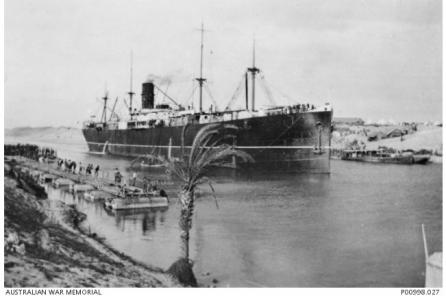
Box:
[95,165,100,177]
[132,172,137,186]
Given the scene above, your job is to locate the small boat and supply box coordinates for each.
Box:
[139,157,166,168]
[39,173,57,184]
[130,154,167,169]
[103,184,168,210]
[104,195,168,210]
[140,162,165,168]
[70,184,95,193]
[83,190,112,201]
[53,178,75,188]
[122,185,145,195]
[413,154,431,164]
[341,149,415,164]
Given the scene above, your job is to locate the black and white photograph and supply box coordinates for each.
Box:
[3,0,443,292]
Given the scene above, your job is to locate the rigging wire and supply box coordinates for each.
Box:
[122,97,130,109]
[224,74,245,110]
[204,84,218,109]
[258,73,277,107]
[96,97,106,122]
[259,73,295,105]
[184,84,198,107]
[154,85,180,107]
[108,97,120,122]
[90,104,101,120]
[162,82,172,103]
[95,97,121,120]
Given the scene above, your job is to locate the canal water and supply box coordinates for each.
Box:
[8,138,443,287]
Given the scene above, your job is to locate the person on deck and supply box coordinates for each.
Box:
[142,177,149,192]
[159,189,168,198]
[120,184,127,197]
[114,169,122,184]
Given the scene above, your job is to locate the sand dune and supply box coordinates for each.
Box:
[367,126,442,152]
[332,125,442,153]
[5,127,84,145]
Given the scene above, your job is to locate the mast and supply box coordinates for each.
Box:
[247,39,260,111]
[102,90,108,124]
[245,72,249,110]
[128,51,135,119]
[195,22,206,112]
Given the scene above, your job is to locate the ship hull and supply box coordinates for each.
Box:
[82,110,333,173]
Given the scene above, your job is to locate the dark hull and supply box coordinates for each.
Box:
[82,110,333,173]
[341,155,414,164]
[413,155,431,164]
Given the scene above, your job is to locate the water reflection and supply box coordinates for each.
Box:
[39,150,442,287]
[47,185,171,238]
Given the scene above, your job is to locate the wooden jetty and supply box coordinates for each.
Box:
[13,157,126,197]
[9,156,173,208]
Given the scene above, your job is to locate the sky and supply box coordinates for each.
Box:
[4,0,442,128]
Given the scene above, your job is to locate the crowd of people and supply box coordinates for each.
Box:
[5,144,58,161]
[40,147,57,159]
[5,144,42,160]
[291,103,316,113]
[56,158,100,176]
[6,143,168,199]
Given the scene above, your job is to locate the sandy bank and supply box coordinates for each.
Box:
[332,125,442,161]
[366,126,442,151]
[4,162,180,287]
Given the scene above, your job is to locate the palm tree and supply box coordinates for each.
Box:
[164,123,253,285]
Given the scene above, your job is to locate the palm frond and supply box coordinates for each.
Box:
[194,144,232,169]
[158,155,188,183]
[197,146,254,171]
[187,146,253,187]
[189,124,222,165]
[192,133,237,166]
[189,129,219,166]
[163,123,254,191]
[189,124,239,166]
[194,176,219,209]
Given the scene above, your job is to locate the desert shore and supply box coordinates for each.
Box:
[4,159,179,287]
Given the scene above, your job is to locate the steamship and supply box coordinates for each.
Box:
[82,27,333,172]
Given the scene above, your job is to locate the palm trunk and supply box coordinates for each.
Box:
[179,189,194,260]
